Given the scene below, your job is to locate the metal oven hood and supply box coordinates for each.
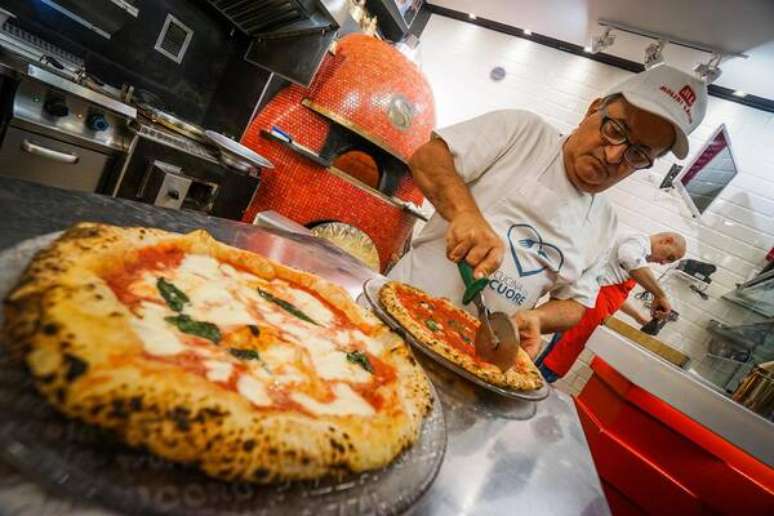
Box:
[205,0,345,87]
[40,0,138,39]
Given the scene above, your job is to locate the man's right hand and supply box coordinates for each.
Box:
[651,294,672,319]
[446,211,504,279]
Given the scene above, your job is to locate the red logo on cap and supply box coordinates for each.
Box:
[679,85,696,107]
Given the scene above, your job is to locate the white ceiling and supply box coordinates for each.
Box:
[428,0,774,99]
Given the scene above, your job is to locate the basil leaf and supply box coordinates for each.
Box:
[346,350,373,373]
[248,324,261,337]
[229,348,260,361]
[256,288,318,326]
[164,314,221,343]
[425,319,440,332]
[157,278,189,312]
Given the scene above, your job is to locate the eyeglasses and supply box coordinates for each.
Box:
[600,107,654,170]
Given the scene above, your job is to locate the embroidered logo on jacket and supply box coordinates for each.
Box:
[507,223,565,277]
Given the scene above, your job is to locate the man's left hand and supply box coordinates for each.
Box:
[512,310,542,358]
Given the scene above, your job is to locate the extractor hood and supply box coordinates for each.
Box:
[40,0,138,39]
[204,0,344,87]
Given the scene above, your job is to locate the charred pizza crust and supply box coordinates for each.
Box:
[379,281,543,391]
[2,223,432,483]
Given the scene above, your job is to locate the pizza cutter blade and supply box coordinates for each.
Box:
[457,261,520,372]
[471,293,521,373]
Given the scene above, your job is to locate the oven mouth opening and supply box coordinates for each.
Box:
[320,124,408,197]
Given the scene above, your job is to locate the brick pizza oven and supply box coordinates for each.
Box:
[240,34,435,272]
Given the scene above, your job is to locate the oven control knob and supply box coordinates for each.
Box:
[87,113,110,132]
[44,96,69,117]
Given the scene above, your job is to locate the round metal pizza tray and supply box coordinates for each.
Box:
[0,233,447,516]
[363,278,550,402]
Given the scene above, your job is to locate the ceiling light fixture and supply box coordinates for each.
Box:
[732,90,747,97]
[523,28,532,35]
[583,46,592,53]
[644,39,667,69]
[589,27,615,54]
[693,53,723,84]
[468,13,476,20]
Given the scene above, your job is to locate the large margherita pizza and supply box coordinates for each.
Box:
[2,223,432,483]
[379,281,543,391]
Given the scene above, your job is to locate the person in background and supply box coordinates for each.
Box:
[535,232,687,382]
[389,65,707,357]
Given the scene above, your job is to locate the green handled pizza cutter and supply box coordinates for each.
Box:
[458,262,520,372]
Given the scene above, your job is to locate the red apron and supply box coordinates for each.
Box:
[543,279,637,376]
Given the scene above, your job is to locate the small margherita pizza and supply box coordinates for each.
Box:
[379,281,543,391]
[2,223,432,483]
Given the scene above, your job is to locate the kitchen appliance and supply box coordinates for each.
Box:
[138,103,207,142]
[732,361,774,421]
[136,159,218,212]
[241,34,434,271]
[724,268,774,318]
[38,0,138,39]
[0,18,136,192]
[204,0,344,87]
[0,16,262,219]
[0,65,134,192]
[676,258,717,283]
[674,124,738,218]
[112,114,258,217]
[365,0,424,41]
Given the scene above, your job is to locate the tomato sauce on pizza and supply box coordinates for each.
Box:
[393,283,479,359]
[102,243,398,418]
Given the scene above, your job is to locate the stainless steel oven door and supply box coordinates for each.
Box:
[0,127,111,192]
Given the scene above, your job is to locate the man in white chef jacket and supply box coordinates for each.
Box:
[388,65,708,357]
[536,232,687,381]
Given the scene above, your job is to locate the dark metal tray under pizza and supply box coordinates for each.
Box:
[0,233,447,516]
[363,278,550,402]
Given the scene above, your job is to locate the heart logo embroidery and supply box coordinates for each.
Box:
[507,223,565,277]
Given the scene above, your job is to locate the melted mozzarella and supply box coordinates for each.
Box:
[127,254,385,409]
[177,254,221,279]
[130,302,185,356]
[345,329,384,356]
[271,365,305,385]
[130,274,161,300]
[282,325,336,353]
[312,350,372,383]
[262,344,297,365]
[292,383,374,416]
[203,359,233,382]
[163,255,257,326]
[237,375,272,406]
[186,282,256,326]
[280,287,335,326]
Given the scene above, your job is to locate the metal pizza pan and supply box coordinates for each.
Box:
[0,233,447,516]
[363,277,550,402]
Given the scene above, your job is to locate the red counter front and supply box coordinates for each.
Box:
[575,357,774,515]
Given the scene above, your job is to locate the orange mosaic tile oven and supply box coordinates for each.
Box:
[241,34,436,271]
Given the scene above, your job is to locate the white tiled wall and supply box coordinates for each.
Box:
[418,15,774,394]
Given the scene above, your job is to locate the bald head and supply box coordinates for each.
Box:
[649,232,686,265]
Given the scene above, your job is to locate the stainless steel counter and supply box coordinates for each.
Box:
[588,326,774,467]
[0,177,609,515]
